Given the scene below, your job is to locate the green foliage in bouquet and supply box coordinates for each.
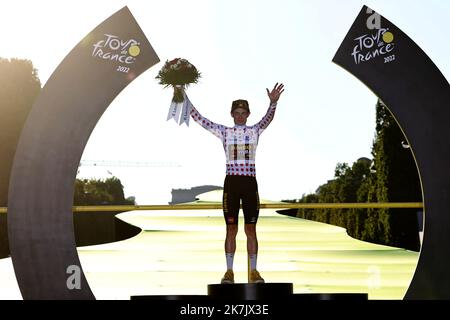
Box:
[156,58,201,102]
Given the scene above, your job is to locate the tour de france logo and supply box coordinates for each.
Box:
[92,34,141,73]
[351,9,396,65]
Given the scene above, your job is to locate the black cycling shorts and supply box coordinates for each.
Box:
[222,175,260,225]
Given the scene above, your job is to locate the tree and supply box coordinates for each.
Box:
[0,58,41,205]
[293,99,422,251]
[296,158,372,238]
[0,58,41,258]
[73,177,135,206]
[366,100,421,250]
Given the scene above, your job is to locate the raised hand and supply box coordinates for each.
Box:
[266,83,285,104]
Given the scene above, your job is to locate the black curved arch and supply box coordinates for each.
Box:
[333,6,450,299]
[7,7,159,299]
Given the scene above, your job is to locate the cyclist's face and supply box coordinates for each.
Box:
[231,108,250,125]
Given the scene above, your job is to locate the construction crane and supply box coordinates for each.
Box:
[78,160,182,168]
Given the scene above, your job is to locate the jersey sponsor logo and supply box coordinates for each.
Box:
[227,144,256,161]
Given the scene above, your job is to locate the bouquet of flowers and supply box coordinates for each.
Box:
[156,58,201,103]
[156,58,200,126]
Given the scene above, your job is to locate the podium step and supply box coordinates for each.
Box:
[207,283,293,300]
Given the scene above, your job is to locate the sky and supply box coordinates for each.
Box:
[1,0,449,204]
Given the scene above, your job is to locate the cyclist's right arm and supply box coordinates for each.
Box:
[190,104,226,140]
